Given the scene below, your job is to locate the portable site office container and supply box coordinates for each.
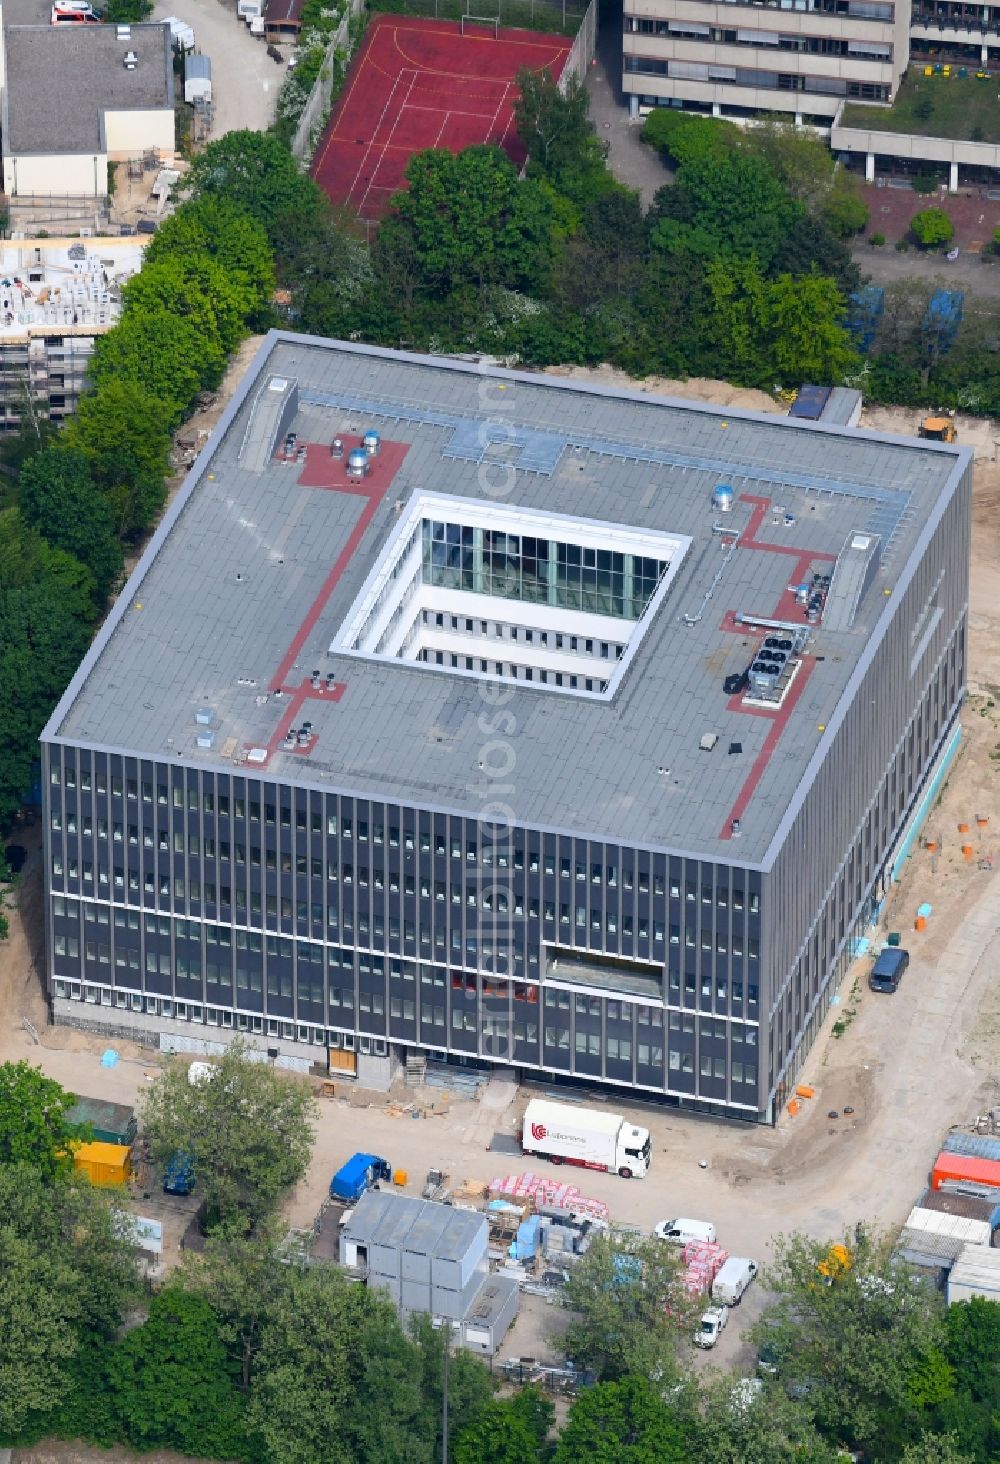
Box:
[943,1130,1000,1166]
[65,1096,137,1147]
[947,1244,1000,1304]
[73,1139,131,1186]
[917,1186,1000,1230]
[904,1206,992,1249]
[932,1152,1000,1192]
[461,1273,519,1356]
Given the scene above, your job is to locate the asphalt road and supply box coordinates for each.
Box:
[152,0,282,139]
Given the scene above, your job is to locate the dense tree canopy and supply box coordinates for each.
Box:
[0,1165,138,1439]
[0,1061,79,1180]
[140,1042,316,1228]
[18,448,123,597]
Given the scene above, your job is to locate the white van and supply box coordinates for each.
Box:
[711,1256,758,1305]
[653,1217,717,1245]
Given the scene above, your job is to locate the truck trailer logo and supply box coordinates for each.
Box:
[531,1122,547,1141]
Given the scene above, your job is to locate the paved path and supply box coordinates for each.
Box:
[585,0,671,205]
[152,0,281,139]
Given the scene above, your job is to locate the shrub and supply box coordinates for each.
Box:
[870,231,886,247]
[910,206,955,248]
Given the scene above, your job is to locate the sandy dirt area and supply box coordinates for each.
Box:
[3,376,1000,1399]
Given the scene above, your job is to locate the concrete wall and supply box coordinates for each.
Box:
[3,151,108,198]
[832,113,1000,168]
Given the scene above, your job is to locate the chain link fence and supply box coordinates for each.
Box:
[367,0,589,38]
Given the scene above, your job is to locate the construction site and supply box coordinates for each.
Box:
[4,377,1000,1381]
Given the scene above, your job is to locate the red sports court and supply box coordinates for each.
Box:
[311,14,572,221]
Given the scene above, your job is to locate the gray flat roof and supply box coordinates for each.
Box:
[4,23,172,154]
[48,334,967,863]
[345,1190,486,1255]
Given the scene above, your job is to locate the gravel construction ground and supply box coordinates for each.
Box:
[3,383,1000,1398]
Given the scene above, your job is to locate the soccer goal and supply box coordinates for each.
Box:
[460,11,500,35]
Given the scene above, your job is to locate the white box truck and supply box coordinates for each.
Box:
[521,1098,651,1178]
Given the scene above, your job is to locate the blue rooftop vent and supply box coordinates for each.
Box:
[712,482,734,513]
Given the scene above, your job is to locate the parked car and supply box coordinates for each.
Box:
[869,946,909,994]
[653,1217,716,1245]
[694,1304,729,1349]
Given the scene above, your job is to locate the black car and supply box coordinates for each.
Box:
[869,947,909,994]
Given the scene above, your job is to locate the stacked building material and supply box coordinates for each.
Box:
[488,1173,610,1220]
[680,1240,729,1295]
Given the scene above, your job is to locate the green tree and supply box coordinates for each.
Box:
[410,1312,496,1460]
[553,1377,688,1464]
[247,1265,434,1464]
[696,1377,840,1464]
[911,207,955,249]
[901,1433,975,1464]
[742,119,834,207]
[140,1040,316,1228]
[103,0,153,17]
[819,172,870,238]
[389,147,556,296]
[560,1233,697,1384]
[19,447,123,597]
[751,1229,950,1453]
[89,310,211,424]
[0,1164,138,1439]
[184,129,326,247]
[454,1384,552,1464]
[0,1060,79,1179]
[122,253,246,360]
[514,68,611,205]
[767,272,858,383]
[0,512,96,825]
[145,194,276,325]
[177,1220,291,1389]
[62,380,172,539]
[109,1288,247,1457]
[650,153,800,271]
[641,110,738,166]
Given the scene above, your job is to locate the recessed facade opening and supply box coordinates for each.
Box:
[332,492,691,699]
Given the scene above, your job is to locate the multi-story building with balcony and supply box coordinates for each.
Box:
[623,0,909,125]
[41,333,970,1120]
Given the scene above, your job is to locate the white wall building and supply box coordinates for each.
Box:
[0,14,175,202]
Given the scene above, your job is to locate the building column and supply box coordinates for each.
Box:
[865,151,876,183]
[546,540,559,606]
[982,41,989,63]
[712,102,722,117]
[473,527,485,594]
[949,160,959,192]
[794,111,803,126]
[629,95,639,119]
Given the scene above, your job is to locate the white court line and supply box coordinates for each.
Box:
[432,109,450,148]
[356,68,419,215]
[347,66,414,207]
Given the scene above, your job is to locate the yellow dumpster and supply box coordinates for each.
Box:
[73,1139,132,1186]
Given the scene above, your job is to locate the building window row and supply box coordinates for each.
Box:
[625,17,892,59]
[624,55,891,98]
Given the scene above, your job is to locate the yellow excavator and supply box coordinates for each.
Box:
[919,415,957,444]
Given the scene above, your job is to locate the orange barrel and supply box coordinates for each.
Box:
[795,1084,815,1100]
[926,840,938,852]
[393,1169,408,1187]
[915,915,927,931]
[788,1099,801,1116]
[958,822,970,834]
[962,844,974,860]
[977,816,989,828]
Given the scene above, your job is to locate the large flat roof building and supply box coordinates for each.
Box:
[41,334,971,1120]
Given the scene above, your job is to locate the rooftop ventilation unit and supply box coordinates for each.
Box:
[363,429,381,457]
[123,49,139,68]
[346,448,368,478]
[712,482,734,513]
